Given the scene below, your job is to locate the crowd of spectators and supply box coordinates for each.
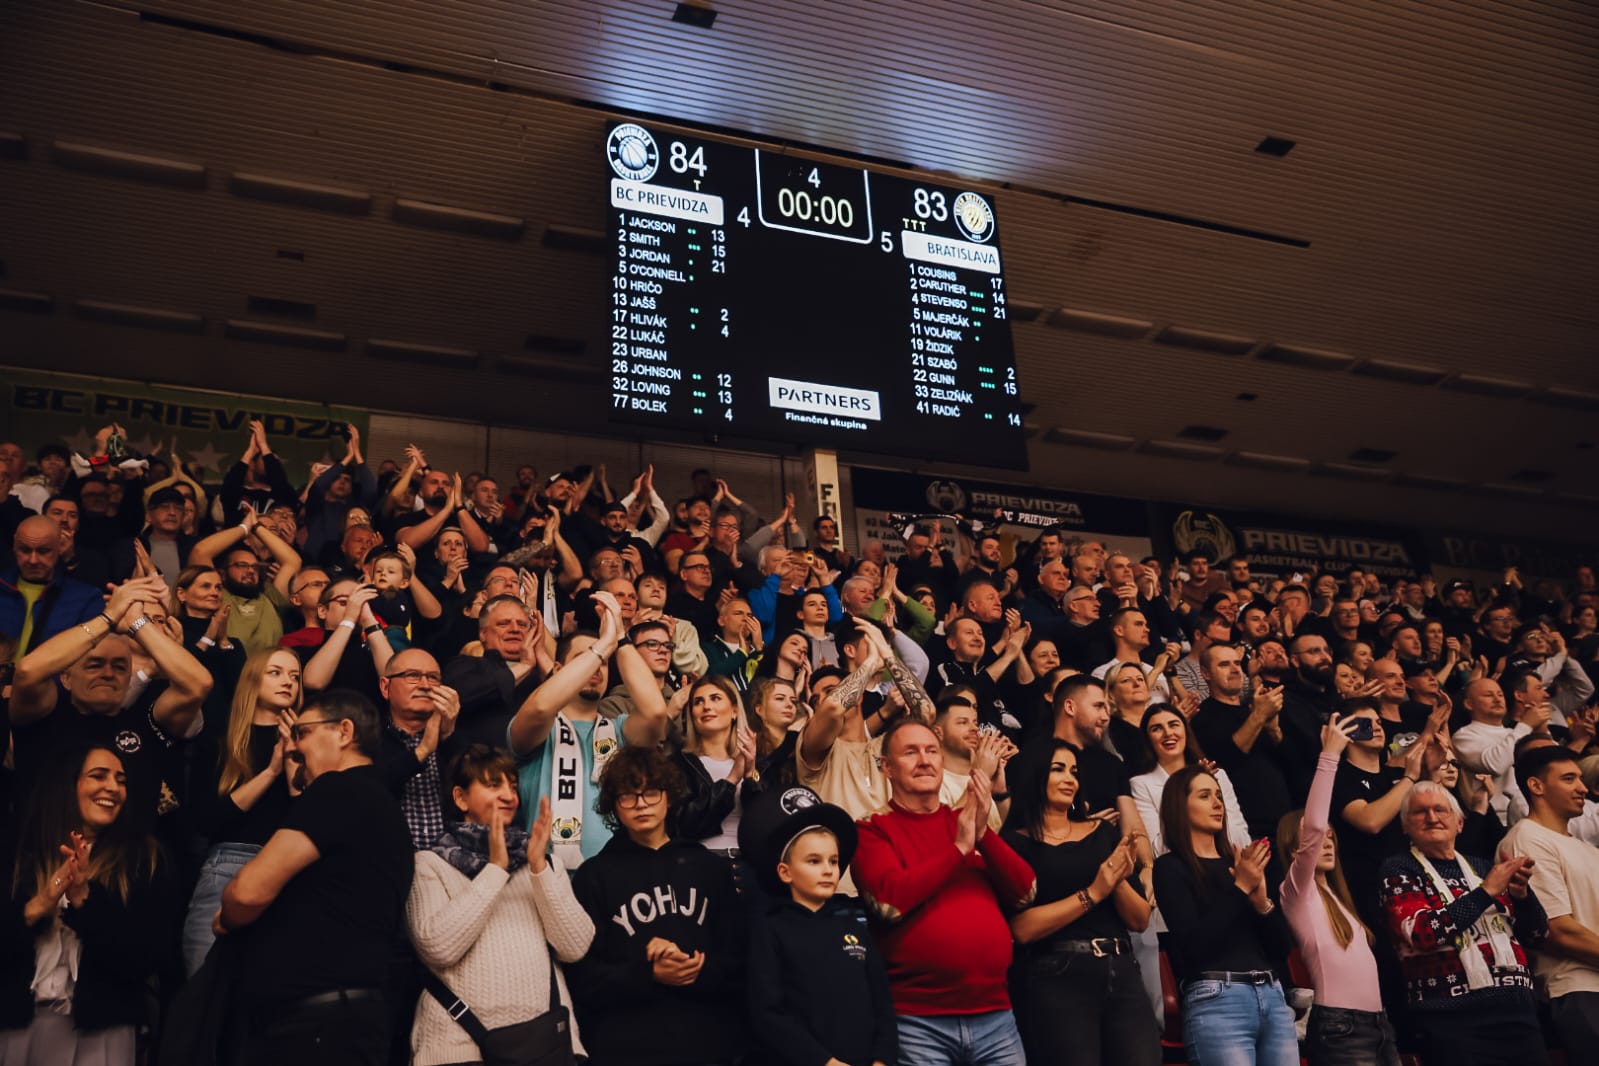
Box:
[3,423,1598,1066]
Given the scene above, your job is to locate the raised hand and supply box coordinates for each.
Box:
[487,807,510,870]
[1483,854,1534,898]
[1090,836,1138,901]
[528,797,552,872]
[204,601,232,645]
[1231,839,1271,901]
[1321,712,1359,756]
[106,574,169,623]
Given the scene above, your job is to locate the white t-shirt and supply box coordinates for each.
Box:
[697,755,742,851]
[1500,817,1599,997]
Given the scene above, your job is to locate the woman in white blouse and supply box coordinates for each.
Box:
[407,745,595,1066]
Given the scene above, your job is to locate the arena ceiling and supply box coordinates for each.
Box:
[2,0,1596,538]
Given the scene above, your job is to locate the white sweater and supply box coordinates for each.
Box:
[406,851,596,1066]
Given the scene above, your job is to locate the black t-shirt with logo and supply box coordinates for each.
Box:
[12,682,176,833]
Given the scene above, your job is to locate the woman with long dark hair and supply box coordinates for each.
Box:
[1004,740,1157,1066]
[180,647,301,974]
[1278,713,1401,1066]
[1153,764,1297,1066]
[2,745,176,1063]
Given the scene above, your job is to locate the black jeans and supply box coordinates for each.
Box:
[1410,996,1549,1066]
[1014,948,1160,1066]
[245,993,389,1066]
[1305,1005,1400,1066]
[1551,991,1599,1052]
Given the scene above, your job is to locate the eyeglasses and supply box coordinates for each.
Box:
[635,640,677,653]
[714,522,739,531]
[616,789,665,809]
[387,670,443,685]
[290,719,342,741]
[681,563,711,571]
[293,578,330,595]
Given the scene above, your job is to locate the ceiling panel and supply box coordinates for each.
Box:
[2,0,1596,541]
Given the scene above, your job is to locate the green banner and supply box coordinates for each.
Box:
[2,366,370,482]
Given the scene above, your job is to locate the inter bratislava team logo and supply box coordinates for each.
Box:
[608,124,659,182]
[952,192,994,243]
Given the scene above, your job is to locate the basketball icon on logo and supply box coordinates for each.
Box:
[608,124,659,182]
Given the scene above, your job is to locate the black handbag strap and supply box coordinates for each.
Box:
[423,960,563,1045]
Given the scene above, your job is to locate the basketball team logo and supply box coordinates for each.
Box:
[952,192,994,243]
[608,124,659,182]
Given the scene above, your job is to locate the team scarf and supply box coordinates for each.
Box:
[550,713,618,869]
[428,821,533,877]
[1408,846,1519,990]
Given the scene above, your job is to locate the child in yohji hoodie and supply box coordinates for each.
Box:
[568,745,747,1066]
[741,786,897,1066]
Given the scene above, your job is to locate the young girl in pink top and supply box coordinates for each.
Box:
[1278,713,1400,1066]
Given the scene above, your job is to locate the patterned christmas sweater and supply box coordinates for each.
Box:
[1378,849,1546,1012]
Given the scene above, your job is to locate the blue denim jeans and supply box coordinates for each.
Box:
[182,842,260,976]
[1182,976,1299,1066]
[896,1010,1026,1066]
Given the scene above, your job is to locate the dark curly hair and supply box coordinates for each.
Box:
[595,745,687,831]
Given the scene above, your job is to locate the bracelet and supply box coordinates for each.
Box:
[1077,889,1096,910]
[1403,774,1420,784]
[79,621,103,640]
[98,612,116,629]
[362,623,383,637]
[337,619,357,630]
[991,790,1011,801]
[1256,898,1276,916]
[198,636,216,649]
[126,616,151,637]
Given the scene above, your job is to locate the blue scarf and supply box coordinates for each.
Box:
[427,821,532,877]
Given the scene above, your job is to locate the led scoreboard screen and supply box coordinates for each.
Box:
[604,121,1028,470]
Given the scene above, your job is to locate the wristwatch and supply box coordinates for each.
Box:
[126,616,151,636]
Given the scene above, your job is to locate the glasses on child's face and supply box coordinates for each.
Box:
[616,789,665,809]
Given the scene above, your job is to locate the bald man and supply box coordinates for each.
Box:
[2,514,106,660]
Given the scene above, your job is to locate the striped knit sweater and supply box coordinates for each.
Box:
[406,851,596,1066]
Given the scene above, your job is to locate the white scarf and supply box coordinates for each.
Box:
[549,712,618,869]
[540,567,560,637]
[1408,846,1519,990]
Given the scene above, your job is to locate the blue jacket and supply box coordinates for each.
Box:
[0,565,106,655]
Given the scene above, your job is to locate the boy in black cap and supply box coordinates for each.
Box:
[742,786,896,1066]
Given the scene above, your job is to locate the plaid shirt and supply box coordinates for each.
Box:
[394,726,444,850]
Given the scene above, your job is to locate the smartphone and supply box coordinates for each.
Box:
[1349,718,1375,741]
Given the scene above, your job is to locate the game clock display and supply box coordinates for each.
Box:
[605,120,1029,470]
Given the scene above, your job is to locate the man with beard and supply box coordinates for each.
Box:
[658,494,713,576]
[1044,675,1154,871]
[1251,637,1292,687]
[962,530,1017,601]
[595,499,659,575]
[505,592,671,866]
[394,467,489,557]
[2,514,105,658]
[1275,632,1341,800]
[191,510,303,655]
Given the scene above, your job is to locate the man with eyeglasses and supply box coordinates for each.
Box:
[506,590,673,867]
[704,506,764,598]
[189,509,304,655]
[281,566,333,649]
[1055,584,1112,673]
[376,648,462,849]
[667,550,720,644]
[219,689,414,1066]
[599,619,679,722]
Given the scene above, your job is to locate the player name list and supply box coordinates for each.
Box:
[609,181,737,427]
[901,232,1014,424]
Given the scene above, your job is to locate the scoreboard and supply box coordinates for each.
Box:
[604,120,1028,469]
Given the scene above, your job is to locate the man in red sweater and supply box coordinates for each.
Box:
[852,718,1035,1066]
